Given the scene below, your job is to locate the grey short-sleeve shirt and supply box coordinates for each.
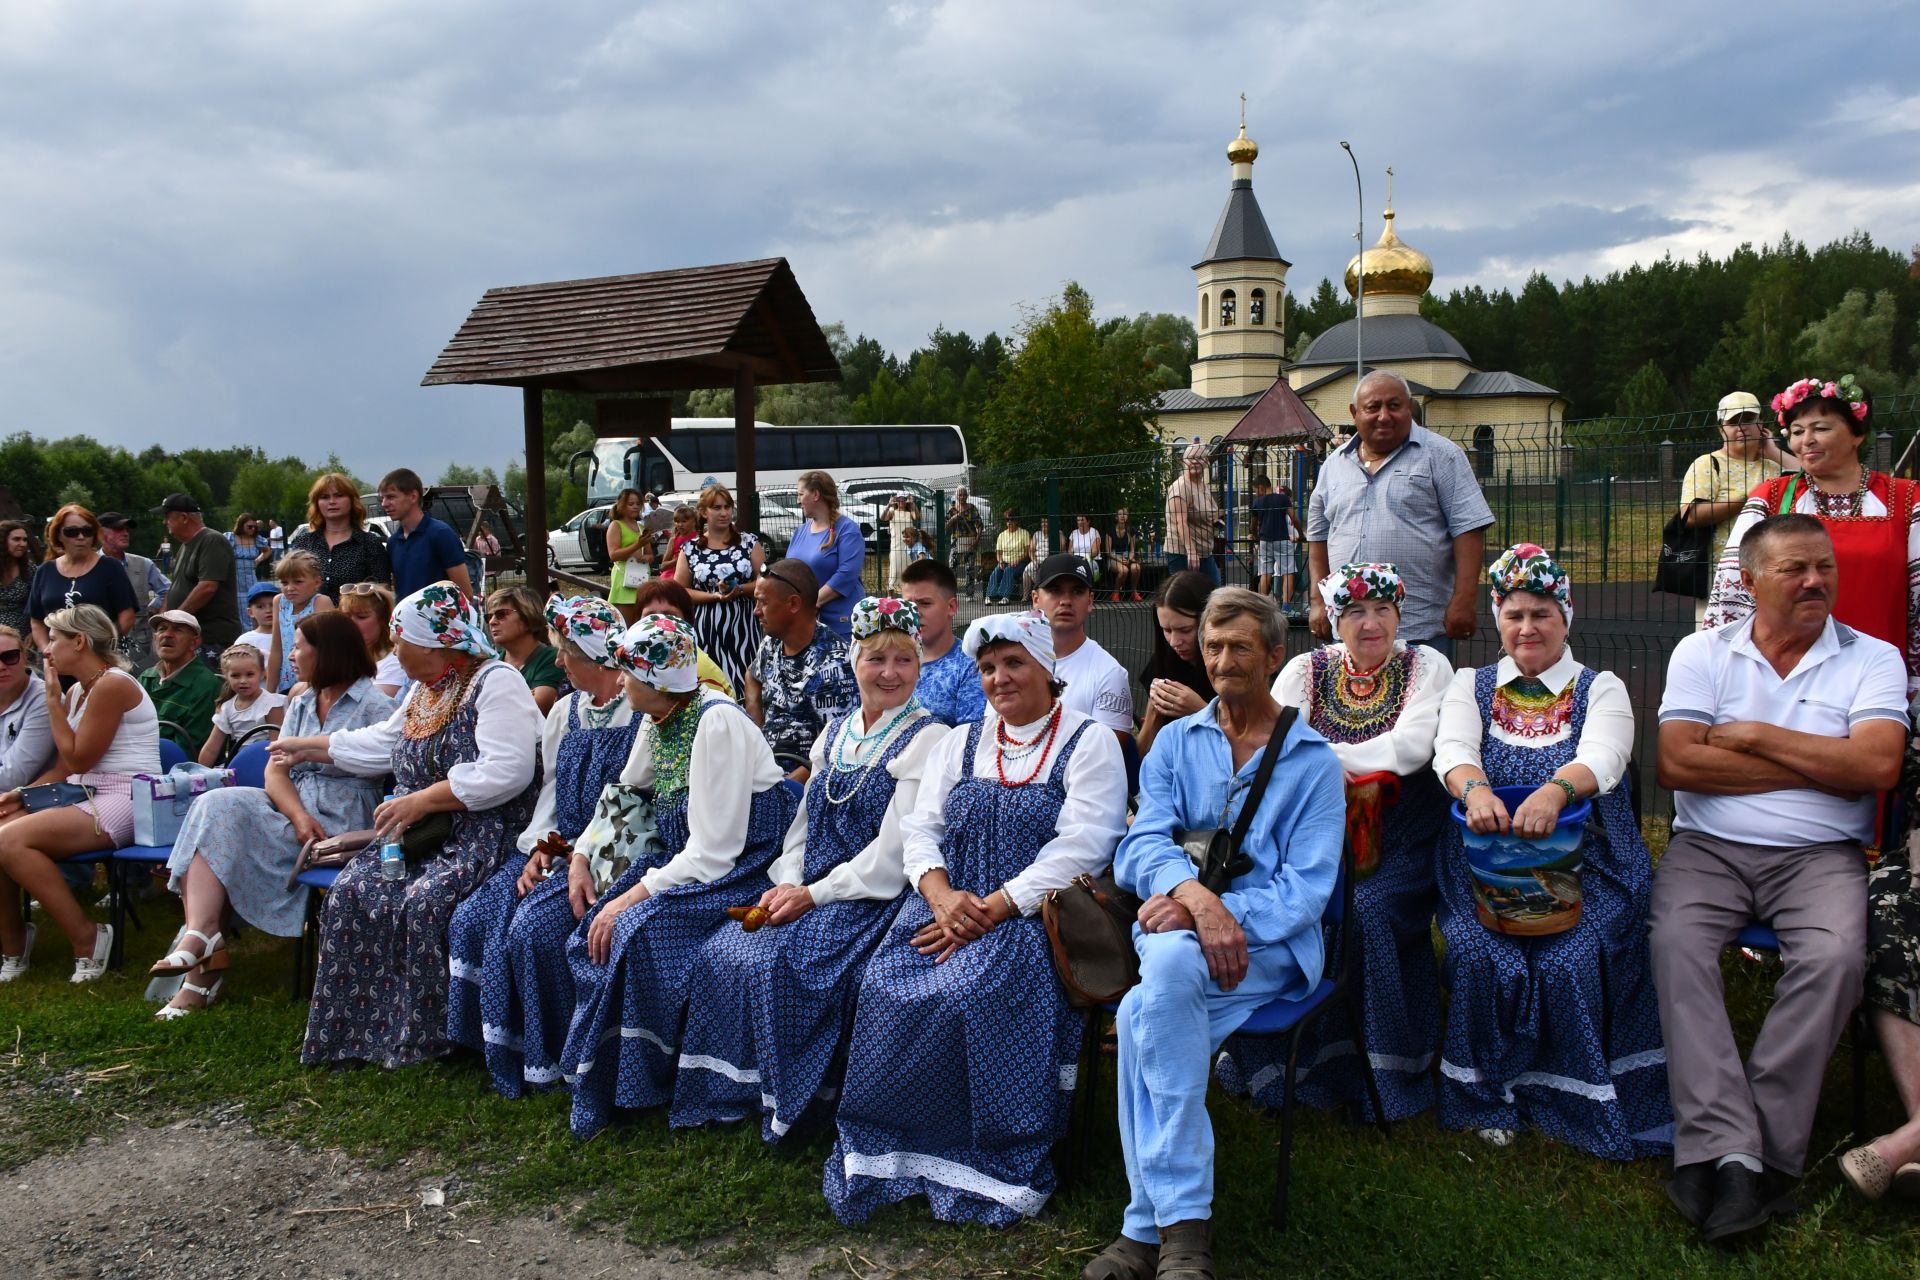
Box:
[1306,424,1494,641]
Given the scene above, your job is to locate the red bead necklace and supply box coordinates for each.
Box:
[995,703,1063,787]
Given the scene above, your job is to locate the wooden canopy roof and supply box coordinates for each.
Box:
[420,256,841,393]
[1221,378,1331,444]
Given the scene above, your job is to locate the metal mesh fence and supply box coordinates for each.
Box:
[942,395,1920,814]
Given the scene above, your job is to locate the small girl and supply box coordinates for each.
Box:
[899,524,930,582]
[665,506,698,569]
[264,550,333,694]
[198,645,286,766]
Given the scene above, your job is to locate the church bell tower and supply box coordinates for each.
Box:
[1190,105,1290,399]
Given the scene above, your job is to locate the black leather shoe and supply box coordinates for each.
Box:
[1702,1164,1771,1246]
[1666,1161,1715,1228]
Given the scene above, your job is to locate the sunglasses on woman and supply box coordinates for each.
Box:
[0,648,21,667]
[61,526,93,539]
[339,582,384,596]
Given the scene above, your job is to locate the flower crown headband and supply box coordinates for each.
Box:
[1773,374,1868,424]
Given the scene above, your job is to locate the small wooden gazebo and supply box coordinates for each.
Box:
[422,257,841,592]
[1220,378,1331,447]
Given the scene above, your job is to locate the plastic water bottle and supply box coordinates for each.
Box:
[379,838,406,882]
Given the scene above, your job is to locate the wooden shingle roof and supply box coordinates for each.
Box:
[1221,378,1331,444]
[421,257,841,393]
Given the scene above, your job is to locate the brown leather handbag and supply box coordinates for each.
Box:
[1042,872,1144,1009]
[286,830,376,890]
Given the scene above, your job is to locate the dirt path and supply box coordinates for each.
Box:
[0,1109,831,1279]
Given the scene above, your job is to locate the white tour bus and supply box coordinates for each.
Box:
[582,419,971,508]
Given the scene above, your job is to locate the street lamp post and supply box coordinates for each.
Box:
[1339,141,1364,397]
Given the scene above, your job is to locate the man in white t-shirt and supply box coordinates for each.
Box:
[1651,513,1907,1245]
[1030,553,1133,746]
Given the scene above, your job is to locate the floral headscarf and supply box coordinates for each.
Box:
[851,595,923,656]
[962,610,1055,674]
[610,614,699,694]
[1317,562,1405,621]
[391,581,498,660]
[545,594,622,669]
[1488,543,1573,625]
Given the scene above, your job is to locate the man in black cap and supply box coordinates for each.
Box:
[155,493,240,662]
[1031,551,1133,744]
[96,512,169,666]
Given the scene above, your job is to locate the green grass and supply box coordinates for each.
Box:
[2,884,1917,1279]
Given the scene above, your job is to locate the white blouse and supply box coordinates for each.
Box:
[327,659,542,810]
[1430,648,1633,795]
[767,710,951,906]
[900,706,1128,916]
[515,688,637,854]
[1271,641,1453,777]
[613,689,784,895]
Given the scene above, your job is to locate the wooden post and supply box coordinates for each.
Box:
[735,365,758,529]
[523,386,548,595]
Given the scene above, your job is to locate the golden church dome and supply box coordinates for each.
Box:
[1343,209,1434,298]
[1226,123,1258,165]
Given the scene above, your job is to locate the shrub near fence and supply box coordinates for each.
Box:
[959,394,1920,815]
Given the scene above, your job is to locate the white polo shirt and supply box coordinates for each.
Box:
[1659,615,1908,847]
[1053,634,1134,732]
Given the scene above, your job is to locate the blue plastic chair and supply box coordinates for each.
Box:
[229,740,271,790]
[157,736,187,773]
[1729,920,1870,1138]
[1225,837,1389,1229]
[290,867,341,998]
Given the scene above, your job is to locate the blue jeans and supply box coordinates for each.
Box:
[986,563,1022,600]
[1165,553,1221,586]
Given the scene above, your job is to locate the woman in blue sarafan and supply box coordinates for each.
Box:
[1215,562,1453,1123]
[1431,544,1671,1158]
[559,613,799,1139]
[672,595,950,1140]
[293,582,543,1069]
[446,595,642,1097]
[824,611,1127,1228]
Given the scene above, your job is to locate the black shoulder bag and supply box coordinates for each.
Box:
[1655,455,1718,598]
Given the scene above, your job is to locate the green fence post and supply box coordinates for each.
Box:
[1600,472,1613,581]
[1044,476,1062,558]
[934,488,948,561]
[1553,472,1566,561]
[1503,467,1513,538]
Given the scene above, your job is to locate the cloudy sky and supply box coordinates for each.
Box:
[3,0,1916,478]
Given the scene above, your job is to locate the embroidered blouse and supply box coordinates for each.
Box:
[1430,648,1633,795]
[1271,640,1452,777]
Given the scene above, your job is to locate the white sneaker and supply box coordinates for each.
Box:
[0,924,33,982]
[71,923,112,983]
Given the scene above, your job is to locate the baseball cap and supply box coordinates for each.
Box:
[151,609,202,632]
[153,493,202,515]
[1032,553,1093,592]
[95,512,133,531]
[246,582,280,604]
[1716,391,1762,423]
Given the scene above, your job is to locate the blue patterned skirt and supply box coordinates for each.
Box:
[822,899,1083,1228]
[670,895,902,1141]
[561,785,797,1138]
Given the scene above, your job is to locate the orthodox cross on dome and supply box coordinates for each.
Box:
[1386,165,1395,212]
[1239,92,1246,130]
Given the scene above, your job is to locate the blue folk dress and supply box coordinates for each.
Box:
[1216,646,1449,1122]
[1434,665,1671,1158]
[447,693,642,1096]
[670,713,937,1141]
[561,697,799,1138]
[824,719,1094,1229]
[301,669,542,1068]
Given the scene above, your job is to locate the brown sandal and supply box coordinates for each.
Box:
[1082,1235,1157,1280]
[1155,1220,1214,1280]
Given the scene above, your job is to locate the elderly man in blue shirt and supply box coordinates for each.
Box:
[1086,588,1344,1280]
